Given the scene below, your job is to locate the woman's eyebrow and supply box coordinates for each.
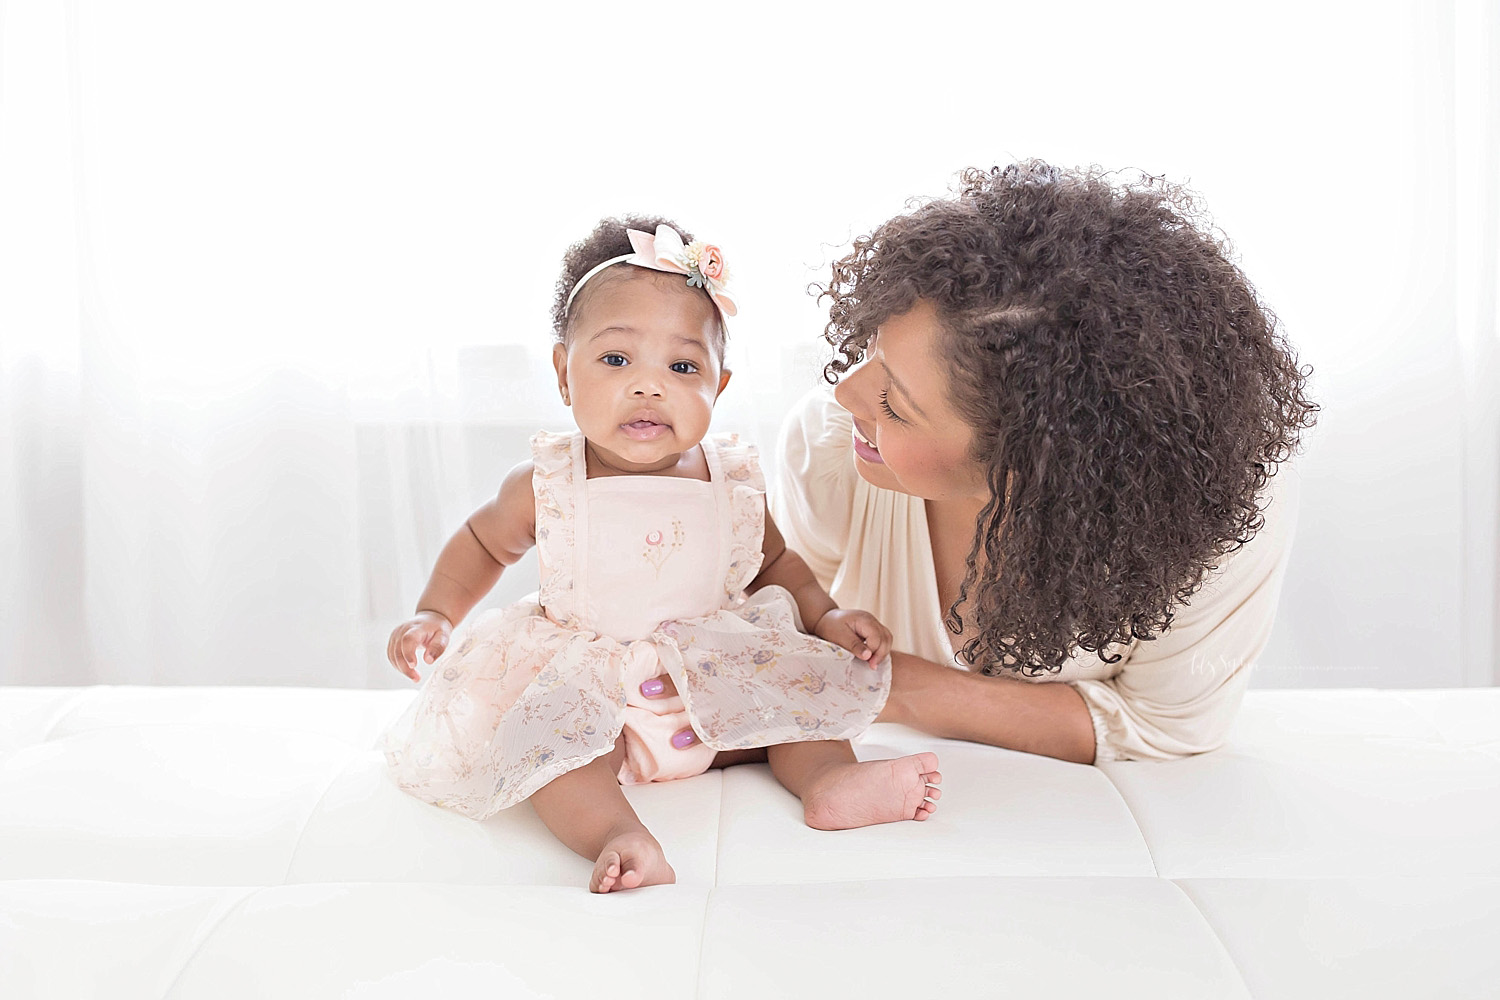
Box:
[879,360,927,418]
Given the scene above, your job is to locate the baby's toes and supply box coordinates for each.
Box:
[910,759,942,819]
[919,764,942,803]
[614,846,649,889]
[590,851,622,894]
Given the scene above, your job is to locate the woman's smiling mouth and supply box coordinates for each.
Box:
[852,422,883,464]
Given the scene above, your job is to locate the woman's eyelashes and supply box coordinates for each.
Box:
[878,388,906,423]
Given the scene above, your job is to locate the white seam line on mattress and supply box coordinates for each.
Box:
[1168,879,1258,1000]
[692,885,717,998]
[693,769,728,993]
[37,720,367,742]
[1387,691,1466,748]
[156,886,264,1000]
[1096,764,1161,878]
[712,769,727,889]
[38,687,99,742]
[279,751,360,884]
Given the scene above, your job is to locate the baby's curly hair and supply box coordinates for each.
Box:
[551,215,727,360]
[819,161,1318,676]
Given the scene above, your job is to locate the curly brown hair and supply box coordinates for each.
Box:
[818,161,1318,676]
[551,215,727,359]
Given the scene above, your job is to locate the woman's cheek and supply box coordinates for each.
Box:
[876,446,924,491]
[879,434,927,489]
[884,433,971,501]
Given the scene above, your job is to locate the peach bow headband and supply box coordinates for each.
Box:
[563,224,737,318]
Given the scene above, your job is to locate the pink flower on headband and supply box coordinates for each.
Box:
[564,225,738,317]
[698,245,727,283]
[627,226,738,317]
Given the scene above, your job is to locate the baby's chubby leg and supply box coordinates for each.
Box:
[529,743,675,893]
[767,740,942,831]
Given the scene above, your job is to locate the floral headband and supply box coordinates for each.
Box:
[564,224,737,317]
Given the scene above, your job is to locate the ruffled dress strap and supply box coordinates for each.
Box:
[531,429,583,627]
[704,433,768,602]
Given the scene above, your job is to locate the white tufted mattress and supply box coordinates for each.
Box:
[1,685,1497,999]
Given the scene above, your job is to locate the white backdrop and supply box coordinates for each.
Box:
[1,0,1497,689]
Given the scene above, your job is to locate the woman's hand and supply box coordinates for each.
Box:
[813,608,892,665]
[386,610,453,683]
[635,676,700,749]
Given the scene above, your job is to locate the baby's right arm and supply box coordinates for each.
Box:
[387,460,537,681]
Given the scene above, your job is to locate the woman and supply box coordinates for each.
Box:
[653,161,1317,764]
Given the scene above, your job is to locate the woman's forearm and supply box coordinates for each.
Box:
[880,651,1097,765]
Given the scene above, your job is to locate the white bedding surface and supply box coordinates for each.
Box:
[2,685,1497,998]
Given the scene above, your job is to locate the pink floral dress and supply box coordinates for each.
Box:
[379,430,891,819]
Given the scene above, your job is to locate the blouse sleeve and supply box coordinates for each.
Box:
[1069,473,1301,762]
[769,389,858,592]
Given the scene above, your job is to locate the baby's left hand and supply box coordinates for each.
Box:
[814,608,892,666]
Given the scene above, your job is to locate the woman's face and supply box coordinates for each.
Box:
[833,299,990,502]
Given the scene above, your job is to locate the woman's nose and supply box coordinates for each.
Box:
[834,359,872,416]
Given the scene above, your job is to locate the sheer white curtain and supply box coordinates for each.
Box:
[0,0,837,687]
[3,0,1498,688]
[1455,0,1500,686]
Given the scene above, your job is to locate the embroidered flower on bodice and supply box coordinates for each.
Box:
[642,519,685,577]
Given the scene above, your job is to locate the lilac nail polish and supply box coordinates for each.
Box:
[640,678,665,698]
[670,728,697,749]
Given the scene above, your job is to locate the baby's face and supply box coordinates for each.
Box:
[553,269,728,474]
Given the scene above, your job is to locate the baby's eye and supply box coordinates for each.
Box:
[670,361,699,375]
[601,353,627,367]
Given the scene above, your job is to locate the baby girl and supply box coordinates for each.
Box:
[380,217,940,892]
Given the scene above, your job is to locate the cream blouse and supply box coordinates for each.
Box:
[770,389,1299,762]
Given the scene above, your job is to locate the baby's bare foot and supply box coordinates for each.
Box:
[590,829,676,894]
[802,752,942,831]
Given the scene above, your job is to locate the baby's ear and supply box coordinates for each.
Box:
[552,343,570,403]
[716,368,732,398]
